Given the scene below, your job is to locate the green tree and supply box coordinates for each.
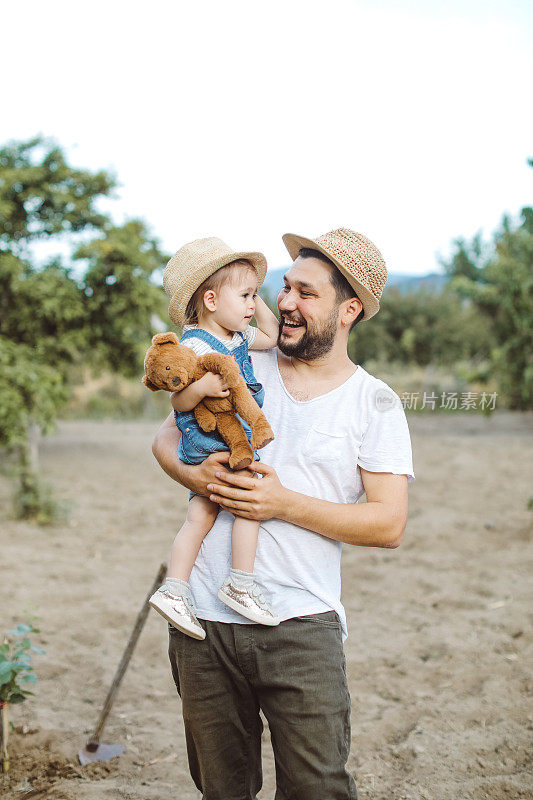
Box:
[349,287,491,368]
[444,200,533,409]
[0,137,167,520]
[0,136,114,519]
[0,136,113,252]
[76,219,167,375]
[441,232,488,282]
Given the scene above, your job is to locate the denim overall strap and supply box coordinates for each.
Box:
[230,336,265,408]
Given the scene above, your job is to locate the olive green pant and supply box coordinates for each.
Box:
[168,611,358,800]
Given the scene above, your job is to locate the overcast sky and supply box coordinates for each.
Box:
[2,0,532,275]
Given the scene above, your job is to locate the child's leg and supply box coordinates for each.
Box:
[150,495,218,639]
[231,516,260,573]
[221,465,260,572]
[217,473,279,625]
[169,495,219,580]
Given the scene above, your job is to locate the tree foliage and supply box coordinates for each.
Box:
[349,160,532,410]
[0,136,168,518]
[0,136,113,250]
[443,204,533,409]
[350,287,492,368]
[0,338,68,449]
[0,254,87,376]
[77,220,167,375]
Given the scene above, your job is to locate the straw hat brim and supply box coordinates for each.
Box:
[282,233,379,320]
[168,250,268,327]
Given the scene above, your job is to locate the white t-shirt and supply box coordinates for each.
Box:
[188,348,415,639]
[181,323,258,356]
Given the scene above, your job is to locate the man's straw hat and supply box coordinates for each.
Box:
[282,228,387,320]
[164,237,267,326]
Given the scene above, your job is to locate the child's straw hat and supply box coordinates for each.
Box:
[164,237,267,326]
[282,228,387,320]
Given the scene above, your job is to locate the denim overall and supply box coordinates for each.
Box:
[175,328,265,466]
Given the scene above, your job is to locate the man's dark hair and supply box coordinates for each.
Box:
[298,247,364,330]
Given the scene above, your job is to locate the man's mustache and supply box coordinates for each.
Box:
[278,315,306,328]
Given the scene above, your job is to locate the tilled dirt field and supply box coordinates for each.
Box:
[1,414,532,799]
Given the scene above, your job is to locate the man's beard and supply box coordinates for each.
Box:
[277,306,339,360]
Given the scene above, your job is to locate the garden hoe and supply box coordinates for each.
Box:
[78,562,167,766]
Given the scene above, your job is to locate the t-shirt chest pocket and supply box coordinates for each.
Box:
[302,425,348,463]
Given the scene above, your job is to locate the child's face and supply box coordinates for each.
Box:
[211,269,259,332]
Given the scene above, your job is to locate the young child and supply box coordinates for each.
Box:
[149,237,280,639]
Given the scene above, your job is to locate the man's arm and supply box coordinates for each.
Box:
[281,469,408,548]
[152,412,233,493]
[204,464,408,548]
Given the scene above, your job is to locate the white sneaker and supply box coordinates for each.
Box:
[218,578,280,626]
[149,587,206,640]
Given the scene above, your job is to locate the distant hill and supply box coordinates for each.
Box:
[261,267,447,297]
[386,272,447,294]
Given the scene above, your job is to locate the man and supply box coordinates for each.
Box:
[152,228,414,800]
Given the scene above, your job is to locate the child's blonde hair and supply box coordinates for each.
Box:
[184,259,257,326]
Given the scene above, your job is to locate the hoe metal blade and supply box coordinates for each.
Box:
[78,742,125,766]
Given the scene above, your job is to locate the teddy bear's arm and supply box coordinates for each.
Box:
[197,353,241,389]
[142,375,161,392]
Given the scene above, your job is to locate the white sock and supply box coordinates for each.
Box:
[164,577,191,597]
[230,568,255,590]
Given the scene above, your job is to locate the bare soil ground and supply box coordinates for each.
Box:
[1,414,532,800]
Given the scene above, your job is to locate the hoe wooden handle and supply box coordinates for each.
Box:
[85,562,167,751]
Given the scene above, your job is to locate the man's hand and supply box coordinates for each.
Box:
[152,412,232,495]
[206,461,288,520]
[193,451,233,496]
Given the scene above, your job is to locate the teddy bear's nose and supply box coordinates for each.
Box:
[172,376,181,386]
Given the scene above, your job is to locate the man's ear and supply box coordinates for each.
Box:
[152,332,179,346]
[142,375,161,392]
[342,296,363,327]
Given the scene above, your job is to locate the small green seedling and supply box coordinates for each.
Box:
[0,623,45,773]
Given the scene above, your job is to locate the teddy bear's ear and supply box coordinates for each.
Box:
[142,375,161,392]
[152,332,180,346]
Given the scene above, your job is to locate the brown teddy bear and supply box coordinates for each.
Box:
[143,332,274,469]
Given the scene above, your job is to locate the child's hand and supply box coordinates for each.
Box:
[170,372,230,413]
[200,371,230,398]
